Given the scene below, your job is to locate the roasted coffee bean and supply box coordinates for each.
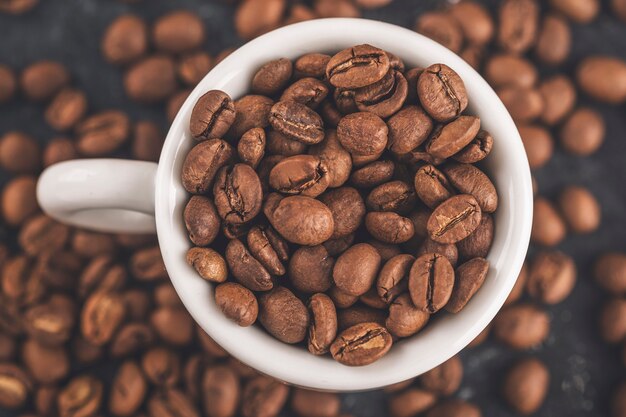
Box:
[45,88,88,131]
[387,105,433,155]
[1,255,45,306]
[43,137,78,167]
[449,1,493,45]
[0,131,41,174]
[0,65,16,103]
[326,44,390,89]
[354,70,408,118]
[594,253,626,295]
[184,196,221,246]
[503,358,549,415]
[225,239,272,292]
[247,226,286,276]
[153,11,205,54]
[409,253,454,313]
[418,64,468,122]
[330,322,392,366]
[258,286,309,344]
[148,389,199,417]
[497,86,544,122]
[289,245,334,293]
[1,176,38,226]
[559,107,605,156]
[415,12,463,54]
[377,254,414,303]
[280,77,329,108]
[338,305,386,330]
[154,284,182,309]
[168,90,193,123]
[485,54,538,89]
[291,389,340,417]
[0,333,15,361]
[71,230,116,259]
[550,0,599,23]
[366,212,415,244]
[389,388,437,417]
[215,282,258,327]
[71,336,104,364]
[19,214,69,256]
[426,400,481,417]
[190,90,236,141]
[323,234,355,257]
[314,0,360,17]
[151,306,194,345]
[76,110,130,156]
[35,385,57,417]
[182,139,235,194]
[498,0,539,54]
[123,290,151,320]
[386,293,429,338]
[110,323,155,358]
[294,54,331,79]
[0,363,32,409]
[539,75,576,126]
[446,257,489,313]
[20,61,69,102]
[24,301,74,345]
[443,163,498,213]
[333,88,358,114]
[527,251,576,304]
[264,194,334,245]
[460,44,484,70]
[535,13,571,65]
[201,365,239,417]
[505,263,529,306]
[238,128,266,168]
[308,129,352,188]
[241,376,289,417]
[130,246,168,281]
[359,287,389,309]
[307,293,337,355]
[142,347,181,387]
[577,56,626,103]
[457,214,493,259]
[414,165,454,209]
[124,55,177,103]
[269,155,329,197]
[337,111,388,157]
[269,101,324,145]
[366,181,416,214]
[599,298,626,343]
[81,291,125,346]
[79,256,125,297]
[266,130,307,156]
[531,197,566,246]
[350,160,395,188]
[234,0,286,40]
[178,51,213,86]
[519,124,553,168]
[427,195,482,244]
[319,187,366,238]
[58,375,103,417]
[558,185,601,233]
[214,164,263,224]
[102,14,148,65]
[252,58,293,96]
[419,355,463,395]
[110,361,147,417]
[426,116,480,159]
[333,243,381,296]
[493,304,550,349]
[229,95,274,139]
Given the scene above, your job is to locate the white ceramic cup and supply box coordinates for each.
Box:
[37,18,533,391]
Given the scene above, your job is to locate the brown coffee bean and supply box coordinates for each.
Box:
[151,307,194,346]
[269,101,324,145]
[0,333,15,361]
[259,286,309,344]
[1,176,38,226]
[365,212,415,244]
[498,0,539,54]
[153,10,205,54]
[79,256,125,297]
[531,197,566,246]
[269,155,329,197]
[333,243,381,296]
[307,293,337,355]
[266,130,307,156]
[409,253,454,313]
[154,284,182,309]
[376,254,413,303]
[102,14,148,65]
[182,139,235,194]
[446,257,489,313]
[427,116,480,159]
[201,365,239,417]
[229,95,274,139]
[314,0,360,17]
[308,129,352,188]
[527,251,576,304]
[389,388,437,417]
[225,238,273,291]
[498,86,544,122]
[319,187,365,239]
[599,298,626,343]
[178,51,213,86]
[252,58,293,96]
[505,263,528,306]
[449,1,494,45]
[550,0,599,23]
[110,361,147,417]
[386,293,429,338]
[355,70,408,118]
[484,54,538,89]
[280,77,329,109]
[539,75,576,125]
[169,90,193,123]
[291,389,340,417]
[35,385,58,417]
[130,246,168,281]
[214,164,263,224]
[330,322,392,366]
[577,56,626,103]
[354,0,392,7]
[594,253,626,295]
[44,87,88,131]
[0,131,41,174]
[359,287,388,309]
[387,105,433,155]
[419,355,463,395]
[0,65,16,104]
[415,12,463,54]
[457,213,493,259]
[58,375,103,417]
[558,185,601,233]
[215,282,258,327]
[241,376,289,417]
[324,236,356,259]
[0,363,32,409]
[350,160,395,188]
[24,301,74,345]
[190,90,236,141]
[238,128,266,169]
[123,290,151,320]
[426,400,481,417]
[443,163,498,213]
[326,44,390,89]
[76,110,130,156]
[20,61,69,102]
[19,214,69,256]
[493,304,550,349]
[110,323,155,358]
[460,44,485,70]
[43,137,77,167]
[148,389,199,417]
[184,196,220,246]
[124,55,177,103]
[503,358,549,414]
[366,181,416,214]
[427,195,482,244]
[337,111,388,157]
[71,336,104,364]
[535,14,571,65]
[264,194,334,245]
[519,124,554,168]
[294,54,330,79]
[21,338,68,384]
[72,230,117,259]
[234,0,286,40]
[245,226,285,277]
[414,165,454,209]
[418,64,468,122]
[338,306,385,330]
[289,245,334,294]
[1,254,45,307]
[559,107,605,156]
[81,291,125,346]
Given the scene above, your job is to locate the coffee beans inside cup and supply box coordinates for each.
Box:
[181,44,499,366]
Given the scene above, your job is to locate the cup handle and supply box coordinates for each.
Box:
[37,159,158,234]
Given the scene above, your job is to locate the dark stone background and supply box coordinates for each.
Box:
[0,0,625,416]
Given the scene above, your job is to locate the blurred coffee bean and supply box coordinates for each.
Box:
[125,55,178,103]
[81,291,126,346]
[519,125,553,169]
[201,365,239,417]
[0,131,41,174]
[493,304,550,349]
[1,176,38,226]
[498,0,539,54]
[79,256,126,297]
[314,0,360,18]
[535,14,571,65]
[497,86,544,122]
[76,110,130,156]
[558,185,601,233]
[0,363,32,409]
[241,376,289,417]
[389,388,437,417]
[132,121,164,162]
[130,246,168,281]
[235,0,286,40]
[142,347,181,387]
[415,12,463,54]
[110,323,155,358]
[531,197,567,246]
[20,61,69,102]
[426,400,481,417]
[58,375,103,417]
[449,1,494,45]
[110,361,147,417]
[153,11,205,54]
[549,0,599,23]
[178,52,213,86]
[527,251,576,304]
[577,56,626,103]
[594,253,626,295]
[147,389,200,417]
[599,298,626,343]
[167,89,191,123]
[418,355,463,395]
[151,307,194,346]
[0,64,16,103]
[43,137,77,167]
[503,358,549,414]
[102,14,148,65]
[539,75,576,125]
[19,214,69,256]
[22,338,69,384]
[559,107,605,156]
[613,0,626,21]
[45,88,88,132]
[484,54,538,89]
[290,388,340,417]
[72,230,117,258]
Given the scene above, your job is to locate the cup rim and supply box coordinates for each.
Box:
[156,18,533,391]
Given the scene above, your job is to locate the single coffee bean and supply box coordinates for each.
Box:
[266,130,307,156]
[386,293,429,338]
[535,13,571,66]
[215,282,258,327]
[539,75,576,126]
[269,101,324,145]
[147,389,199,417]
[493,304,550,349]
[291,389,339,417]
[355,70,408,118]
[43,137,77,167]
[154,284,182,309]
[0,364,32,409]
[81,291,126,346]
[190,90,236,141]
[426,116,480,159]
[350,160,395,188]
[319,187,366,238]
[599,298,626,343]
[130,246,168,281]
[498,0,539,54]
[280,77,329,108]
[186,247,228,283]
[0,131,41,174]
[225,238,272,292]
[484,54,538,89]
[247,226,286,276]
[308,129,352,188]
[102,14,148,65]
[323,234,355,257]
[333,88,358,113]
[264,194,334,245]
[577,56,626,104]
[418,238,459,267]
[1,176,38,226]
[338,305,386,330]
[377,254,414,303]
[366,212,415,244]
[241,376,289,417]
[151,307,194,346]
[184,196,220,246]
[252,58,293,96]
[559,107,605,156]
[294,53,331,79]
[503,358,549,415]
[387,105,433,155]
[178,51,213,86]
[389,389,437,417]
[443,163,498,213]
[415,12,463,54]
[110,323,155,358]
[531,197,567,246]
[527,251,576,304]
[326,44,390,89]
[449,1,494,45]
[2,255,45,307]
[238,128,266,169]
[307,293,337,355]
[366,181,416,214]
[182,139,235,194]
[333,243,381,296]
[19,214,69,256]
[201,365,239,417]
[72,230,117,259]
[123,290,151,320]
[558,185,601,233]
[418,64,468,122]
[213,164,263,224]
[457,213,493,259]
[460,44,484,70]
[152,10,205,53]
[314,0,360,18]
[446,257,489,313]
[594,253,626,295]
[360,287,389,309]
[337,111,388,157]
[78,256,125,297]
[110,361,147,417]
[427,195,482,244]
[550,0,599,23]
[20,61,69,102]
[414,164,454,209]
[234,0,286,40]
[22,338,69,384]
[289,245,334,293]
[76,110,130,156]
[58,375,103,417]
[498,86,544,122]
[124,55,177,103]
[269,155,329,197]
[330,322,392,366]
[259,286,309,344]
[419,355,463,395]
[518,124,553,168]
[45,87,88,131]
[0,65,16,104]
[426,400,481,417]
[24,301,74,345]
[409,253,454,313]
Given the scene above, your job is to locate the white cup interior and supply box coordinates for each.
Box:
[156,18,533,391]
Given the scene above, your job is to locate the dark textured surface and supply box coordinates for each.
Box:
[0,1,625,416]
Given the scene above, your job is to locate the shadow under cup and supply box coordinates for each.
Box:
[157,19,533,391]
